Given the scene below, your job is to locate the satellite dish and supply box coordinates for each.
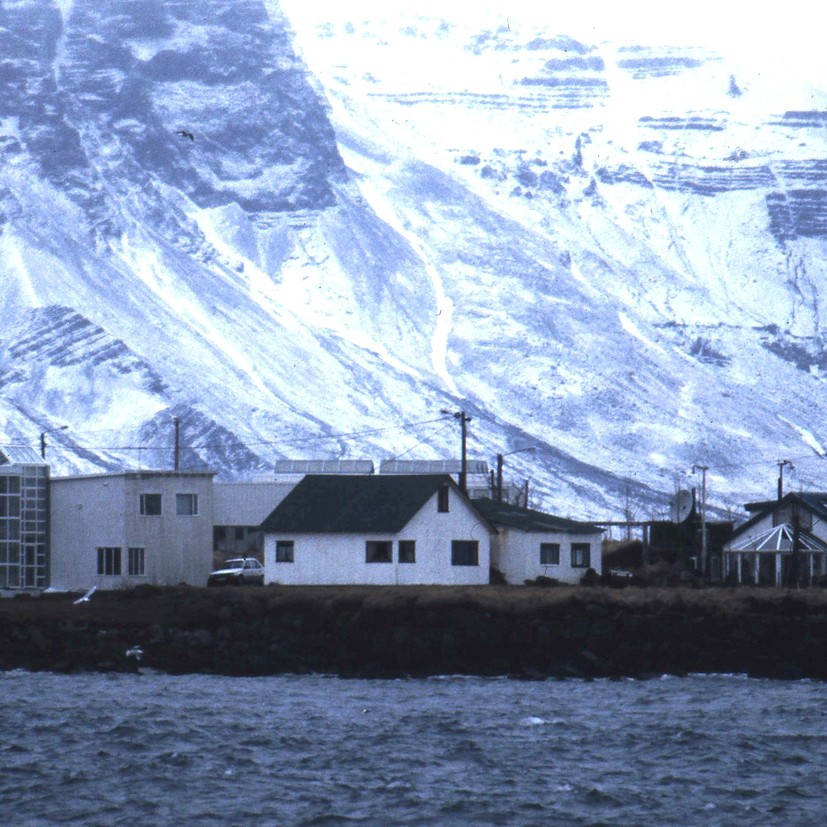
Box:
[670,490,693,523]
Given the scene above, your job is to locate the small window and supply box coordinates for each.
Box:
[176,493,198,516]
[366,540,393,563]
[438,484,450,513]
[451,540,479,566]
[398,540,416,564]
[276,540,294,563]
[540,543,560,565]
[97,546,122,576]
[571,543,591,568]
[139,494,162,516]
[128,547,145,576]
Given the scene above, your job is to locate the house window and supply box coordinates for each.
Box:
[451,540,479,566]
[366,541,392,563]
[97,546,122,576]
[139,494,162,516]
[540,543,560,565]
[398,540,416,564]
[276,540,294,563]
[176,493,198,516]
[438,484,450,513]
[571,543,591,568]
[128,547,145,576]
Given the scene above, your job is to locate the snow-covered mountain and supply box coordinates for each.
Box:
[2,0,827,520]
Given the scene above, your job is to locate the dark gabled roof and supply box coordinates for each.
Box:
[732,491,827,540]
[260,474,490,534]
[472,497,602,535]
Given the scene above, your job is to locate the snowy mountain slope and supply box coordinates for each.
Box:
[2,0,827,519]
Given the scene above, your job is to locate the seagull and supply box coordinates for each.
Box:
[125,646,144,661]
[73,585,97,605]
[175,129,195,141]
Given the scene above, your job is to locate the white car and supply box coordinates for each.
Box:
[207,557,265,587]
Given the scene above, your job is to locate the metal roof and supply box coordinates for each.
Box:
[0,446,47,466]
[727,523,827,553]
[272,460,375,475]
[380,459,489,475]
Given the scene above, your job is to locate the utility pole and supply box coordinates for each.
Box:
[692,464,709,576]
[173,416,180,471]
[496,453,504,501]
[440,409,471,493]
[777,459,793,501]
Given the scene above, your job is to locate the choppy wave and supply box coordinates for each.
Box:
[1,672,825,825]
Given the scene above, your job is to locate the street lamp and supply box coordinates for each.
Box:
[497,447,536,502]
[440,409,471,493]
[40,425,68,460]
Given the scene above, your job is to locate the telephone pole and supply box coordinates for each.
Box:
[173,416,180,471]
[441,409,471,493]
[692,464,708,576]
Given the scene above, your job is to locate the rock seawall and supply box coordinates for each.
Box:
[2,585,827,680]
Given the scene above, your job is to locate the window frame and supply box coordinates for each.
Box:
[398,540,416,564]
[540,542,560,565]
[139,493,162,516]
[571,542,591,569]
[97,546,122,576]
[437,484,450,513]
[128,547,145,576]
[451,540,479,567]
[175,493,199,516]
[275,540,295,563]
[365,540,393,564]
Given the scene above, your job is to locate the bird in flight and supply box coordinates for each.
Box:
[73,585,97,605]
[176,129,195,141]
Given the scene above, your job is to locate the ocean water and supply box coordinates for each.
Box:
[1,671,826,826]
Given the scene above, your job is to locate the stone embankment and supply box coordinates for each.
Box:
[2,584,827,680]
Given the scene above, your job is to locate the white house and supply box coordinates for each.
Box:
[472,498,603,584]
[723,492,827,586]
[50,470,215,591]
[261,474,495,585]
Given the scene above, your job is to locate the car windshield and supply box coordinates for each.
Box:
[222,560,245,570]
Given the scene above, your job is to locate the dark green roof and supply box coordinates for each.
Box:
[260,474,489,534]
[472,497,601,534]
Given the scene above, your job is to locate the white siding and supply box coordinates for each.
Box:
[50,472,214,590]
[263,490,491,585]
[492,528,603,585]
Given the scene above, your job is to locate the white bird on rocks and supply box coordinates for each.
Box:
[73,585,97,605]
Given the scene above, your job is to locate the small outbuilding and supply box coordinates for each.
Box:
[472,498,603,584]
[260,474,494,585]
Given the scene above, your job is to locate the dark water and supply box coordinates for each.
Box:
[2,672,826,826]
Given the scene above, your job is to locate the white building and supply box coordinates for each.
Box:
[261,474,494,585]
[0,446,49,590]
[212,480,296,560]
[50,470,215,591]
[473,498,604,584]
[723,492,827,586]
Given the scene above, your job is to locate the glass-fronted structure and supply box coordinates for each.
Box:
[0,447,49,589]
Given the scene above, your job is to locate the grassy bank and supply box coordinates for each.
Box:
[2,585,827,679]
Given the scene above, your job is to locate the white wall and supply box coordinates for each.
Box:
[492,528,603,585]
[50,472,214,590]
[263,490,491,585]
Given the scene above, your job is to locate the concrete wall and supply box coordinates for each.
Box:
[50,472,214,590]
[263,490,491,585]
[492,528,603,585]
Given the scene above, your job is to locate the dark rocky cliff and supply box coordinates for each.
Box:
[2,585,827,680]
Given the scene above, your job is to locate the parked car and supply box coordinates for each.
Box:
[207,557,264,587]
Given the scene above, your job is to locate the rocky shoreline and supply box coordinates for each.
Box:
[2,584,827,680]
